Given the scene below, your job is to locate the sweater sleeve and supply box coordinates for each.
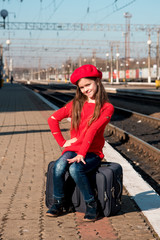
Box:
[48,101,72,147]
[78,103,114,157]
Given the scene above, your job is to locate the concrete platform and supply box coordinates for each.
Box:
[0,83,159,240]
[102,82,160,97]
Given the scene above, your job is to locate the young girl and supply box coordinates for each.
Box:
[46,64,114,221]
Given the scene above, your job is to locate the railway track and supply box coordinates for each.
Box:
[25,83,160,195]
[28,84,160,146]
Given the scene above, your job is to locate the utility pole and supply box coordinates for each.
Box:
[124,12,132,83]
[147,33,152,83]
[0,45,3,88]
[92,51,96,66]
[38,57,41,81]
[116,45,120,83]
[156,31,159,80]
[110,44,113,84]
[106,52,109,81]
[79,54,82,67]
[155,31,160,88]
[69,57,73,74]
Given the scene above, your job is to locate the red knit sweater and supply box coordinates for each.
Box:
[48,101,114,159]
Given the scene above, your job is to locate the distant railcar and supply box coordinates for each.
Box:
[102,67,159,81]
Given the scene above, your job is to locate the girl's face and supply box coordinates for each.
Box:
[78,78,98,101]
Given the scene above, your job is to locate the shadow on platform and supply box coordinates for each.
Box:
[0,127,68,136]
[115,190,160,216]
[115,194,141,216]
[134,190,160,211]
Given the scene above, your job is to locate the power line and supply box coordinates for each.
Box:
[95,0,136,23]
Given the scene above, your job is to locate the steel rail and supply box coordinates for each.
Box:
[33,86,160,127]
[46,90,160,127]
[29,85,160,162]
[114,106,160,127]
[105,124,160,162]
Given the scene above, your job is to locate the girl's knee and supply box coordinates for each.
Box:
[53,162,62,177]
[69,163,81,178]
[53,158,67,176]
[53,161,62,173]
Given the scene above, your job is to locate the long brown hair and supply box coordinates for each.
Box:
[71,77,109,131]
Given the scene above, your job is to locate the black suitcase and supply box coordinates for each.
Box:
[45,161,98,210]
[45,161,123,217]
[73,162,123,217]
[45,161,76,211]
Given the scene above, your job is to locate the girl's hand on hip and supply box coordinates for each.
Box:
[63,137,77,147]
[67,154,86,164]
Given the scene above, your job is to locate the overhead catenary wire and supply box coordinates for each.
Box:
[95,0,136,24]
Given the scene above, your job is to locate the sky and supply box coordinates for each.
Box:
[0,0,160,69]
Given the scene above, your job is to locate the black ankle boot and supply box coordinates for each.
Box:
[46,199,64,217]
[83,200,98,222]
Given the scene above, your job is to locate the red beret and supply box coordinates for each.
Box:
[70,64,102,85]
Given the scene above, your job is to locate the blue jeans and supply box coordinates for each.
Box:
[53,151,101,203]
